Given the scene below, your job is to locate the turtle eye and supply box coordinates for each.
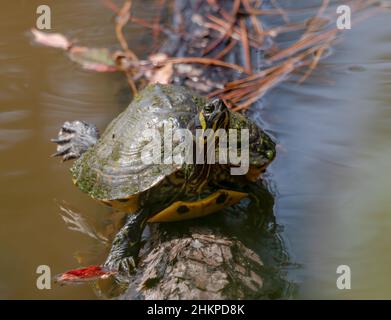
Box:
[203,103,215,114]
[204,98,222,114]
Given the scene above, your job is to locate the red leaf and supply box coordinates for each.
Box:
[55,265,116,284]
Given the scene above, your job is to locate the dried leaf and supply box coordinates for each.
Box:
[68,47,118,72]
[30,28,71,50]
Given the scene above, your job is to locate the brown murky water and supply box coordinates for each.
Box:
[0,0,158,299]
[0,0,390,299]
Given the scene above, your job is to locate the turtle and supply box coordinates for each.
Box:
[51,84,276,282]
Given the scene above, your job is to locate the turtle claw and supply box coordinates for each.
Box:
[51,147,70,158]
[119,257,136,274]
[104,256,136,278]
[61,122,76,133]
[51,120,99,161]
[62,152,79,161]
[50,137,71,145]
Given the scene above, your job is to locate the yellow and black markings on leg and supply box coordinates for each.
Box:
[147,189,248,223]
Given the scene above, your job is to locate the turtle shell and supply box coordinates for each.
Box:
[71,84,206,200]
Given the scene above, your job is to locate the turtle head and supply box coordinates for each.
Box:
[228,112,276,181]
[193,99,276,181]
[246,121,276,181]
[195,98,230,132]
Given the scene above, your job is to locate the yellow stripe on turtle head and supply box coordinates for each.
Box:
[198,112,207,130]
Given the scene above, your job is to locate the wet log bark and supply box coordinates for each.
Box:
[121,225,268,300]
[117,0,289,300]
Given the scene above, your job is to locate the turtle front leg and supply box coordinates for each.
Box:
[103,209,150,276]
[51,120,99,161]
